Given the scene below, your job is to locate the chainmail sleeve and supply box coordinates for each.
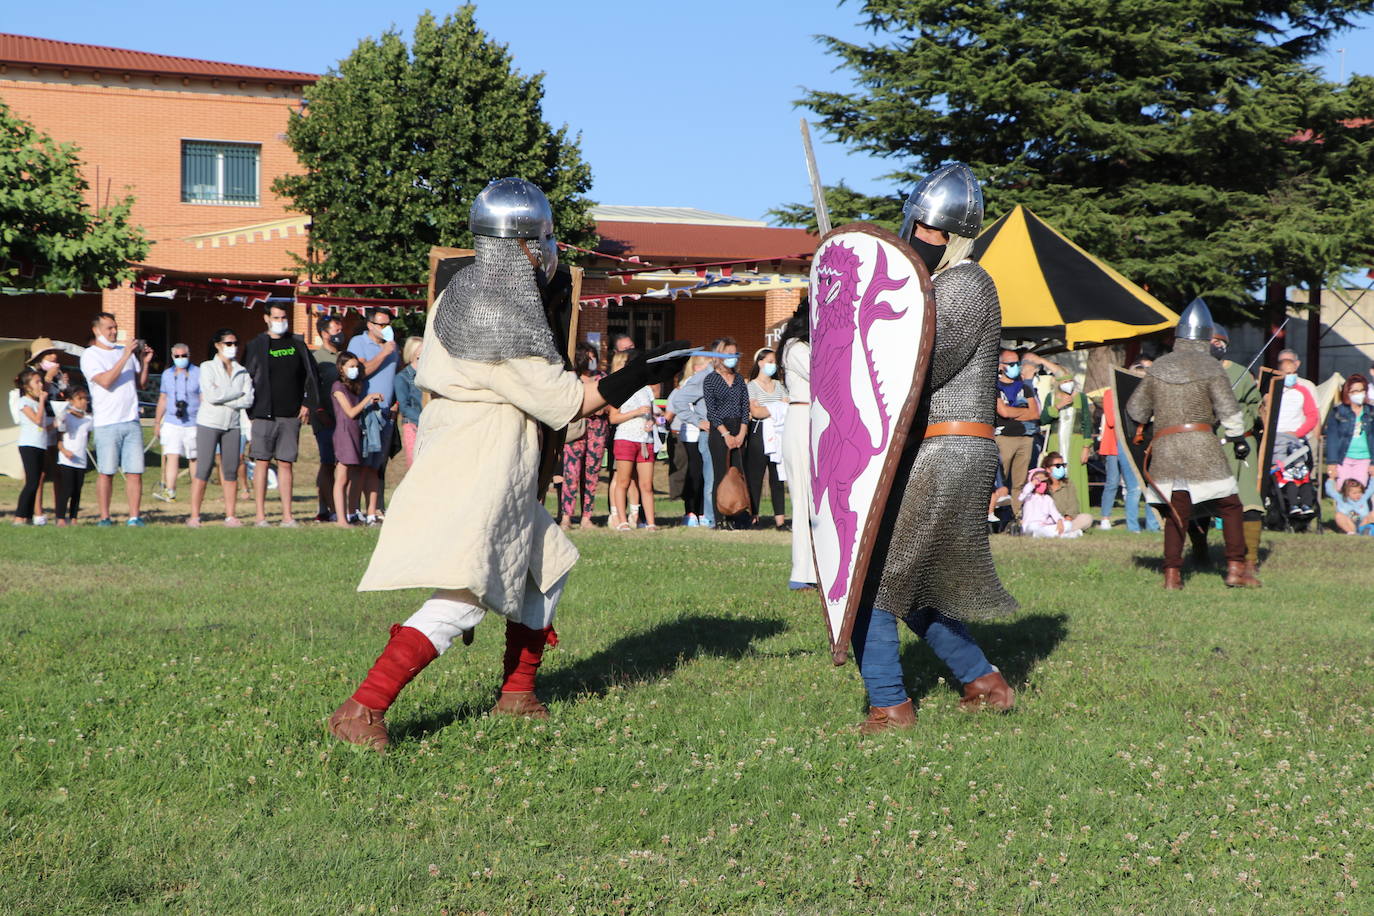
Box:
[1207,371,1244,438]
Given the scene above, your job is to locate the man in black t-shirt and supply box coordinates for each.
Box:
[243,303,320,527]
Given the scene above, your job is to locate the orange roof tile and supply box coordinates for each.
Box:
[0,33,317,84]
[595,220,816,262]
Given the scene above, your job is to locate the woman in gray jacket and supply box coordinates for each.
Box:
[188,329,255,527]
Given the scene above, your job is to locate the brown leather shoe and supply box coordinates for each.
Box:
[491,691,549,719]
[1163,568,1183,590]
[1224,559,1261,588]
[1243,560,1262,585]
[858,699,916,735]
[959,671,1015,712]
[327,697,389,752]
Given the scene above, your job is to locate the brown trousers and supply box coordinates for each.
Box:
[1163,491,1244,571]
[997,435,1033,517]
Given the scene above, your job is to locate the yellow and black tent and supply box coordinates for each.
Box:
[972,205,1178,349]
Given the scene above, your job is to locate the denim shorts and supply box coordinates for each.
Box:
[93,420,146,475]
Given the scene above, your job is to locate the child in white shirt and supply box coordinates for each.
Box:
[55,387,93,526]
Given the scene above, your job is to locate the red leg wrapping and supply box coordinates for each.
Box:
[500,620,556,693]
[351,624,438,712]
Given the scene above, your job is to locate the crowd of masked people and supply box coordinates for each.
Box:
[15,309,1374,542]
[989,330,1374,539]
[10,306,423,528]
[554,329,799,536]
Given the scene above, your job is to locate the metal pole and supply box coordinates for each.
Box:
[800,119,832,237]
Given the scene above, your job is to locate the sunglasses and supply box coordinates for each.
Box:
[1049,463,1066,468]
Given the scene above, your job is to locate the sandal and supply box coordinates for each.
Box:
[615,522,633,531]
[645,524,659,531]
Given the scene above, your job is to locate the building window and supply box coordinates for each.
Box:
[182,141,259,205]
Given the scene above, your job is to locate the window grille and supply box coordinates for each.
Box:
[182,141,260,205]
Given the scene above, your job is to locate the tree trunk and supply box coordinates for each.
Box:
[1262,276,1288,371]
[1305,278,1322,381]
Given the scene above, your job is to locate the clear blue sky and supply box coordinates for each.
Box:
[6,2,1370,223]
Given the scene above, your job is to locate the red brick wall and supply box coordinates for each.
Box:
[673,298,766,375]
[0,73,306,277]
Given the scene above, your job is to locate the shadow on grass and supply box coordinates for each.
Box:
[897,612,1069,706]
[391,615,787,742]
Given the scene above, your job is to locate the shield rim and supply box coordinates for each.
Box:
[1255,367,1283,499]
[808,221,937,667]
[1109,367,1171,509]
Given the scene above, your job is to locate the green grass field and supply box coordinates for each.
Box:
[2,470,1373,913]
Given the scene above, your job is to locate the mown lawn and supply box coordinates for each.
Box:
[1,511,1371,913]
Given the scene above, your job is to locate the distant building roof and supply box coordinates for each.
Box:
[0,33,317,84]
[589,205,768,227]
[592,206,815,262]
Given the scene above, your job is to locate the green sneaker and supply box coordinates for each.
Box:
[126,517,147,528]
[96,518,115,527]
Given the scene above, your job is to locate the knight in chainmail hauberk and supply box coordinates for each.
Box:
[1125,299,1260,591]
[327,178,691,752]
[849,163,1021,736]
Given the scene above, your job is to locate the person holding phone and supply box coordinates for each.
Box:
[78,312,153,526]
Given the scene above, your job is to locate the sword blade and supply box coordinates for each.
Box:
[800,119,832,237]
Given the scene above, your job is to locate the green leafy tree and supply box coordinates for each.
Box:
[785,0,1374,318]
[274,6,596,286]
[0,97,147,292]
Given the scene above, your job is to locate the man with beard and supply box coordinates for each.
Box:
[849,163,1020,735]
[1126,299,1259,590]
[326,178,690,751]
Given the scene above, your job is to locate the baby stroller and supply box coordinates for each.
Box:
[1264,436,1321,533]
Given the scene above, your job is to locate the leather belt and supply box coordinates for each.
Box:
[922,421,995,440]
[789,401,810,406]
[1153,422,1212,438]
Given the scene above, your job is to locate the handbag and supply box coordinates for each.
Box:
[715,447,750,517]
[565,417,588,443]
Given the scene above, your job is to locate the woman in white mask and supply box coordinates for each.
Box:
[1324,374,1374,490]
[188,329,254,527]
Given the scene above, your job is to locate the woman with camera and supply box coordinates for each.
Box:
[153,342,201,504]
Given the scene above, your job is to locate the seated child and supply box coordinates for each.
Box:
[1325,476,1374,535]
[1020,467,1092,539]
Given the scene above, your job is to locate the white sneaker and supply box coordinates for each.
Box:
[1098,518,1112,530]
[32,515,47,526]
[987,513,999,523]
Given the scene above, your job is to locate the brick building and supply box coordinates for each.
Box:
[0,33,316,358]
[1,34,817,372]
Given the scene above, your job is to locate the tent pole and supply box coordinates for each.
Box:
[1305,278,1322,381]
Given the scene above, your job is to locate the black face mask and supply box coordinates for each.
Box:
[909,235,946,273]
[328,333,346,350]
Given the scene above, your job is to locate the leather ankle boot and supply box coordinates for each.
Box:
[491,691,549,719]
[328,698,390,752]
[859,699,916,734]
[1242,559,1262,585]
[959,671,1015,711]
[1163,568,1183,590]
[1225,559,1261,588]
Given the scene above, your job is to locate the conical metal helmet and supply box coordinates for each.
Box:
[470,178,558,278]
[1176,297,1214,341]
[470,178,554,240]
[900,162,985,241]
[1211,322,1229,342]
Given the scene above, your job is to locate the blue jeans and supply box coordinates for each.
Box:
[698,435,715,526]
[1100,453,1159,532]
[93,420,145,475]
[850,606,995,708]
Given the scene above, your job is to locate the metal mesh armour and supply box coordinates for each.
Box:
[871,261,1019,623]
[432,236,562,364]
[1125,340,1241,484]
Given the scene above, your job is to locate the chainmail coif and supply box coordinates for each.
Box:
[432,236,562,365]
[869,261,1019,623]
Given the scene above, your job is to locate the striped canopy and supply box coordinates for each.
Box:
[971,205,1178,349]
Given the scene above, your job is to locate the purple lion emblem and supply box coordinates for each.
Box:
[811,241,909,601]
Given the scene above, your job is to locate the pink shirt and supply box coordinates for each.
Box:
[1019,486,1064,530]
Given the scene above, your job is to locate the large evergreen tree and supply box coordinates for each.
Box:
[274,6,596,285]
[0,98,148,292]
[785,0,1374,316]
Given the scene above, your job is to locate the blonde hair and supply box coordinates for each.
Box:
[402,336,423,365]
[680,354,710,384]
[610,350,632,374]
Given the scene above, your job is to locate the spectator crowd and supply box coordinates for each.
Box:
[10,308,1374,553]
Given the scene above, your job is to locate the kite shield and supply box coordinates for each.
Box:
[809,222,936,666]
